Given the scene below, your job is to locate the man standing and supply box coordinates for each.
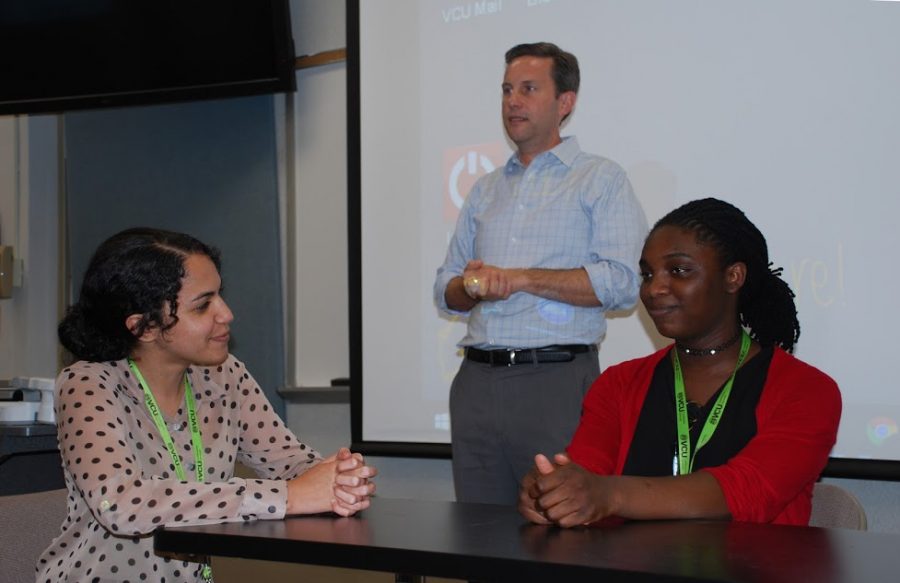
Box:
[434,42,647,505]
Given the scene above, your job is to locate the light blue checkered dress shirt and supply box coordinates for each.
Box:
[434,137,648,349]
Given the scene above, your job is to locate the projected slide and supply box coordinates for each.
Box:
[356,0,900,464]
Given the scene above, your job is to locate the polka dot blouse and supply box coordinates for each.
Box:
[36,354,322,583]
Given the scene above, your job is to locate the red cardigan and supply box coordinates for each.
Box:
[567,346,841,525]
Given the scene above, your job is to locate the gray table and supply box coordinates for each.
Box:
[154,497,900,582]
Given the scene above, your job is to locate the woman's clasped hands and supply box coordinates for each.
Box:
[287,447,377,517]
[518,453,616,528]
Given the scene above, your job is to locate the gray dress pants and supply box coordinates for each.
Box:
[449,350,601,505]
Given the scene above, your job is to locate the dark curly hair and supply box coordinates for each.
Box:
[652,198,800,352]
[58,227,221,362]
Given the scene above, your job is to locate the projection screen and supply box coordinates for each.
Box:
[349,0,900,478]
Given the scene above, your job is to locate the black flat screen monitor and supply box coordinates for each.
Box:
[0,0,295,115]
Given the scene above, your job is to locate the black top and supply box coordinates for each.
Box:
[623,346,774,476]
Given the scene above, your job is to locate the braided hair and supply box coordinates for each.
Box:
[58,227,221,362]
[652,198,800,352]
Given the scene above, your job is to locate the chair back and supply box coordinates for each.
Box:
[0,448,65,495]
[809,482,868,530]
[0,488,68,583]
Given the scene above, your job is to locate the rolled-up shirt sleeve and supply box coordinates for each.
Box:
[702,355,841,523]
[434,180,481,315]
[581,167,648,311]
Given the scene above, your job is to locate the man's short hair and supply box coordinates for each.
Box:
[505,42,580,96]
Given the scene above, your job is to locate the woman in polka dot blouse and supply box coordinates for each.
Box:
[37,228,376,583]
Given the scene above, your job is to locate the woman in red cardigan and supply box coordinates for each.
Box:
[518,198,841,526]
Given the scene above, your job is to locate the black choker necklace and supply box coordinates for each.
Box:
[676,330,743,357]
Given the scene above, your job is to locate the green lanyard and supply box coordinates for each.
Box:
[128,359,212,581]
[127,358,204,482]
[672,331,751,476]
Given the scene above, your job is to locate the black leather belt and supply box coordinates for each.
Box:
[465,344,594,367]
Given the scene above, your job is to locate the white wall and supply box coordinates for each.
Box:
[289,62,349,387]
[287,0,351,388]
[0,116,60,380]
